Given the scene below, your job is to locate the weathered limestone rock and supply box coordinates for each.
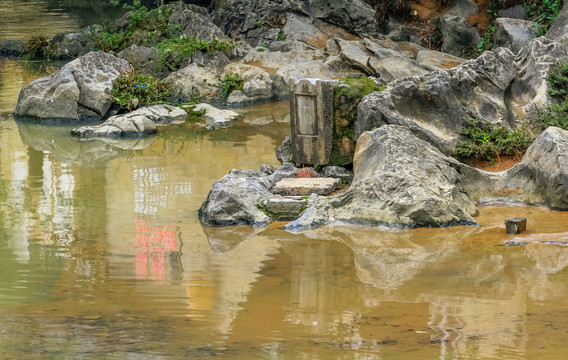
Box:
[118,45,162,77]
[164,63,220,100]
[190,103,241,130]
[494,18,537,55]
[290,78,336,165]
[14,51,130,122]
[284,125,478,231]
[271,177,342,196]
[546,0,568,46]
[224,63,274,105]
[321,166,353,183]
[276,136,292,163]
[448,0,479,18]
[438,14,481,58]
[369,56,429,83]
[168,2,228,42]
[356,39,568,155]
[71,105,187,139]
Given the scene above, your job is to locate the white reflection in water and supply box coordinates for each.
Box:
[133,166,192,215]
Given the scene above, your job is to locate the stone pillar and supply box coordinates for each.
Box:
[289,78,337,165]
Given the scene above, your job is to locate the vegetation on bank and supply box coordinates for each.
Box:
[111,66,172,111]
[455,60,568,163]
[478,0,563,54]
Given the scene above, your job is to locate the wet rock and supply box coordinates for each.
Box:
[271,177,342,196]
[0,39,25,56]
[494,18,537,55]
[262,196,308,221]
[14,51,130,122]
[505,217,527,234]
[198,169,274,227]
[71,104,187,139]
[190,103,241,130]
[276,136,292,163]
[438,14,481,58]
[285,125,478,231]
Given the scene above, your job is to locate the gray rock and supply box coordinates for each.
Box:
[71,105,187,139]
[198,169,274,227]
[118,45,161,77]
[546,1,568,43]
[369,56,429,83]
[224,63,274,105]
[263,196,308,221]
[321,166,353,183]
[14,69,80,121]
[285,125,478,231]
[336,39,374,75]
[494,18,537,55]
[169,2,227,42]
[438,14,481,58]
[356,40,568,155]
[276,136,292,163]
[50,25,98,59]
[191,103,241,130]
[0,39,25,56]
[164,63,220,101]
[16,51,131,122]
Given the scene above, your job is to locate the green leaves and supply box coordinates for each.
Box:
[111,67,172,111]
[219,73,243,98]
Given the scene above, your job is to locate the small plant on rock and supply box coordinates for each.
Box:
[111,66,172,111]
[23,35,49,59]
[294,167,317,178]
[219,73,243,98]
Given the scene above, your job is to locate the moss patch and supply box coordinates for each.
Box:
[330,76,383,166]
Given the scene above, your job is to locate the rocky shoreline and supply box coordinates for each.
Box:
[5,0,568,230]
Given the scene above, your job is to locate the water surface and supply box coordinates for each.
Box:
[2,2,568,359]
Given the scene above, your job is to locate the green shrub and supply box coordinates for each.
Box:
[455,119,533,163]
[186,107,207,122]
[528,60,568,132]
[219,73,243,98]
[111,67,172,111]
[156,36,236,71]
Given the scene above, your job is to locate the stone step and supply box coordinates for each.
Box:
[261,196,308,221]
[271,177,342,196]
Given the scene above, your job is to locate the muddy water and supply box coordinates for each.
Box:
[2,3,568,359]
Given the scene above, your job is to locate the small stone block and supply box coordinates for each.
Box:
[271,177,342,196]
[266,196,308,221]
[505,217,527,234]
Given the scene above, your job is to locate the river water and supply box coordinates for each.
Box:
[2,2,568,359]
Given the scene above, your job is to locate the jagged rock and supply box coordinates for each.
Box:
[546,1,568,45]
[284,125,478,231]
[438,14,481,58]
[494,18,537,55]
[191,103,241,130]
[369,56,429,83]
[356,40,568,155]
[169,2,227,42]
[14,51,130,122]
[283,14,353,49]
[50,25,99,59]
[321,166,353,183]
[71,105,187,139]
[335,39,374,75]
[118,45,162,77]
[164,63,220,100]
[276,136,292,163]
[415,49,466,71]
[0,39,25,56]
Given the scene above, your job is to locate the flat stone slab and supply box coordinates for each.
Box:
[271,177,342,196]
[262,196,308,221]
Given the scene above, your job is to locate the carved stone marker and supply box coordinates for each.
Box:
[505,217,527,234]
[290,78,337,165]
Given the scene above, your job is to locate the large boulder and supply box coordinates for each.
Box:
[118,45,162,77]
[14,51,130,122]
[356,39,568,155]
[164,63,220,100]
[168,2,228,42]
[438,14,481,58]
[285,125,478,231]
[190,103,241,129]
[224,63,274,106]
[50,25,99,59]
[71,104,187,139]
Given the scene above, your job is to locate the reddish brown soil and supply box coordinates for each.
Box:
[471,155,523,172]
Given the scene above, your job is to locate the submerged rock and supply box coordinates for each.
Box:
[190,103,241,130]
[14,51,130,122]
[71,105,187,139]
